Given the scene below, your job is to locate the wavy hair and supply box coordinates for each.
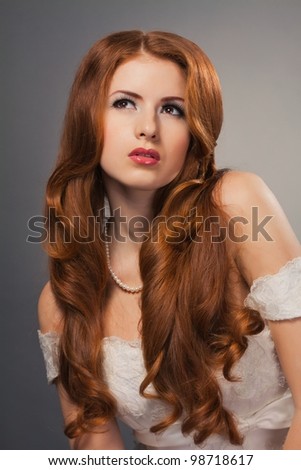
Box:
[44,30,264,444]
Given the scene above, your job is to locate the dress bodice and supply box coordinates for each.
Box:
[100,329,292,449]
[38,257,301,449]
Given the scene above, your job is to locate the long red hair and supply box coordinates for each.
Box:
[44,30,264,444]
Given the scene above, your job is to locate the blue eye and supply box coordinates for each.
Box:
[161,104,185,117]
[112,98,136,109]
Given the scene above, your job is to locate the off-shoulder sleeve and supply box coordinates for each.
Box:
[38,330,60,384]
[244,257,301,321]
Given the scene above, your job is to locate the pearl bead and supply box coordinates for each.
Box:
[104,224,143,294]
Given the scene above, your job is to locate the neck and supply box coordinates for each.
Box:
[103,182,156,244]
[101,175,156,292]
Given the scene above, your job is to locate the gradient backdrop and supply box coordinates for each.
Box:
[1,0,300,449]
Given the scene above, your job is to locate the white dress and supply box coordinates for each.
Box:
[38,257,301,450]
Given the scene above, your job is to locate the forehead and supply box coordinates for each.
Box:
[108,53,187,95]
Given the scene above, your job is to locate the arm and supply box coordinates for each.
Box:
[268,319,301,449]
[38,282,125,450]
[57,381,125,450]
[220,171,301,449]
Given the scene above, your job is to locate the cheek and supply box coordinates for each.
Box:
[101,134,122,166]
[102,122,116,151]
[172,130,191,162]
[180,134,191,152]
[102,116,130,154]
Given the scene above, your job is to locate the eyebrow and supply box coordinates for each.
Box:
[109,90,185,102]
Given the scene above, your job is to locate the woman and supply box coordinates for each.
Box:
[38,30,301,450]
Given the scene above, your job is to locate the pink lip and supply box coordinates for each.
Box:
[128,148,160,161]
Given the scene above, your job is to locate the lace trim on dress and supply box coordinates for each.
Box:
[244,257,301,321]
[103,335,141,348]
[38,330,60,384]
[102,336,173,421]
[219,328,286,403]
[37,332,142,385]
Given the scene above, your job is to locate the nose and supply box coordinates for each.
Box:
[135,109,159,141]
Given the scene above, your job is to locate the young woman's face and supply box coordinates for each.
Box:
[100,54,191,193]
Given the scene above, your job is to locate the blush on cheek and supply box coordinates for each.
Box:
[177,130,191,151]
[177,143,190,162]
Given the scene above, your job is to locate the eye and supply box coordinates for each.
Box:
[161,104,185,117]
[112,98,136,109]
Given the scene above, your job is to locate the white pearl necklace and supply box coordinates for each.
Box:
[104,224,143,294]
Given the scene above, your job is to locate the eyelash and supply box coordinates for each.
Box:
[112,96,136,109]
[111,97,185,117]
[162,103,185,117]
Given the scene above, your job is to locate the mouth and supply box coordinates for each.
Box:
[128,148,160,161]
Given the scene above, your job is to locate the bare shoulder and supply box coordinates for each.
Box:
[218,170,276,212]
[38,281,64,334]
[217,171,301,283]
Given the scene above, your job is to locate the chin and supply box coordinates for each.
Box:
[127,177,175,192]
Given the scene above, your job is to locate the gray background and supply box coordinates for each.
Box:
[1,0,300,450]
